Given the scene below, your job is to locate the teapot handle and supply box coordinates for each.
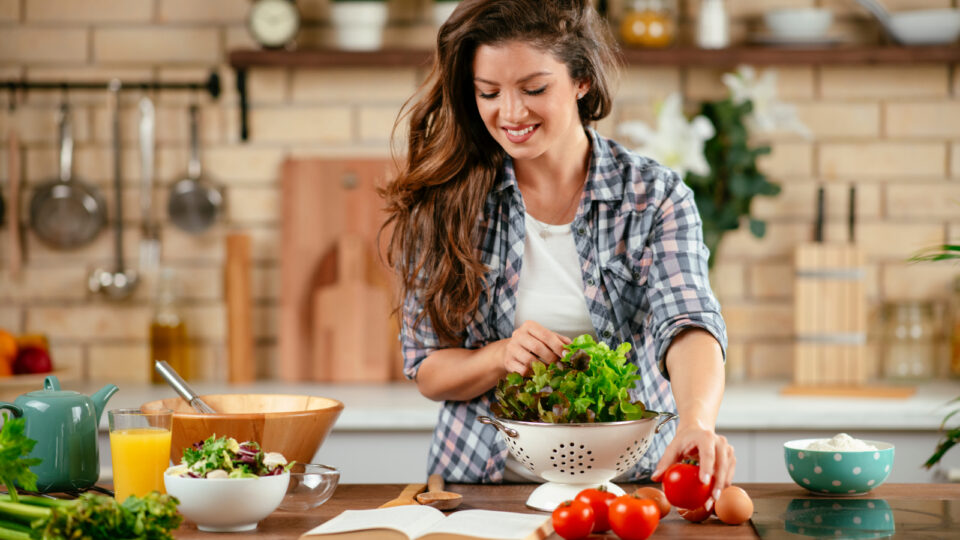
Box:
[43,375,61,391]
[0,402,23,419]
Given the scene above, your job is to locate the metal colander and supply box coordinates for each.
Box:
[479,413,676,510]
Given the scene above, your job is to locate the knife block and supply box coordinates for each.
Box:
[792,243,868,388]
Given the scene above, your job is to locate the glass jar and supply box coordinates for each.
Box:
[620,0,677,48]
[881,301,938,381]
[950,276,960,377]
[149,268,191,383]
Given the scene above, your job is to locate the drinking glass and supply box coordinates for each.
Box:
[108,408,173,501]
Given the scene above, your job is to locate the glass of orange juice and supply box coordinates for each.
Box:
[108,408,173,502]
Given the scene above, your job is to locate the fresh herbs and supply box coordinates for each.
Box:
[491,334,655,423]
[0,413,41,503]
[34,491,181,540]
[178,435,292,478]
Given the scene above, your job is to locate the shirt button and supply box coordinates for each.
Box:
[602,329,612,338]
[577,227,587,235]
[587,278,596,286]
[632,271,641,281]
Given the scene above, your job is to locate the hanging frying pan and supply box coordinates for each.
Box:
[29,101,106,249]
[168,104,223,234]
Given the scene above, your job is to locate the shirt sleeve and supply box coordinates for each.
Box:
[399,289,441,380]
[644,168,728,380]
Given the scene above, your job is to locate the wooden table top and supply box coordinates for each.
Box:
[174,483,960,539]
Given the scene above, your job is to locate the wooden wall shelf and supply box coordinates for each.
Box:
[228,45,960,140]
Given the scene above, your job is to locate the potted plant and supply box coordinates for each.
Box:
[433,0,460,28]
[619,66,809,268]
[330,0,388,51]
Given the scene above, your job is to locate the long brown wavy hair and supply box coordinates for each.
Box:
[381,0,621,345]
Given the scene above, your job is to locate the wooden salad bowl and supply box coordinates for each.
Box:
[141,394,343,465]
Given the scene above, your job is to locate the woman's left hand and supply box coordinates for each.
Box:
[650,423,736,510]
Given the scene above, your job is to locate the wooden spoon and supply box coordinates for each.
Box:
[416,474,463,510]
[379,483,427,508]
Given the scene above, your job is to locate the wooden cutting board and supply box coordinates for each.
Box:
[313,235,392,382]
[279,158,400,382]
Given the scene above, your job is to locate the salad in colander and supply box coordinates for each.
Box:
[169,434,294,479]
[491,334,656,423]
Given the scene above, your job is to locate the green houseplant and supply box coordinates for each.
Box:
[913,241,960,470]
[619,66,808,268]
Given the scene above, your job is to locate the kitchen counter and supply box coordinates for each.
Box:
[174,483,960,539]
[85,380,960,484]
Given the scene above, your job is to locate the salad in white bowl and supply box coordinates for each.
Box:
[168,434,294,479]
[164,435,295,532]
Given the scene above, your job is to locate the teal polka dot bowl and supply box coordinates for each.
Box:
[784,439,895,496]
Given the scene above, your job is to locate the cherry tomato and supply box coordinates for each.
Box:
[632,486,671,518]
[552,499,594,540]
[608,494,660,540]
[678,504,712,523]
[662,462,713,509]
[575,487,617,532]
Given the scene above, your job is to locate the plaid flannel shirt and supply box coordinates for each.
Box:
[401,128,728,483]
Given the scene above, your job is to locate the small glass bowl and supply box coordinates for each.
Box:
[278,463,340,512]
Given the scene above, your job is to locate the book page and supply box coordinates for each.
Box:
[418,509,552,540]
[302,505,445,539]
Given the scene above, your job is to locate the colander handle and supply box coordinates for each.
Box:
[478,416,518,438]
[655,412,678,433]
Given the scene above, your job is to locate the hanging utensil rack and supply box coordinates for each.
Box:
[1,71,220,101]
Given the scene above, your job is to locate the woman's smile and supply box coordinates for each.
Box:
[503,123,539,143]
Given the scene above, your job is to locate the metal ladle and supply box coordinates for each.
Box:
[89,79,139,300]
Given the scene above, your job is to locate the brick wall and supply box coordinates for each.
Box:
[0,0,957,384]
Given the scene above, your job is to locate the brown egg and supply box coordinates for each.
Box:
[632,486,671,518]
[715,486,753,525]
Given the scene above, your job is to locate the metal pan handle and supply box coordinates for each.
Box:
[655,411,678,433]
[478,415,518,438]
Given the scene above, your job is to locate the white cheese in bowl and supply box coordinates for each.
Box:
[805,432,878,451]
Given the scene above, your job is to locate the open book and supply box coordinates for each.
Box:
[300,505,553,540]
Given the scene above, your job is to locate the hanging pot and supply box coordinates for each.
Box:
[29,100,107,249]
[167,104,223,234]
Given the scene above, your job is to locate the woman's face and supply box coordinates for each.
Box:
[472,41,588,163]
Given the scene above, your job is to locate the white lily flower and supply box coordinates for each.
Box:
[722,65,811,138]
[618,93,716,178]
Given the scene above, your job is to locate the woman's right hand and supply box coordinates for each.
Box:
[501,321,571,375]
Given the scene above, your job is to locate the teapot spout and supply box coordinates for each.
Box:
[91,384,119,423]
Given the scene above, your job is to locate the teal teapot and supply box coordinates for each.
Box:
[0,375,117,492]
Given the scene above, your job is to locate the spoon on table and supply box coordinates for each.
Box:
[416,474,463,510]
[379,483,427,508]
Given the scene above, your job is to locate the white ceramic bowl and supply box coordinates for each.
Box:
[764,8,834,40]
[164,467,289,532]
[888,9,960,45]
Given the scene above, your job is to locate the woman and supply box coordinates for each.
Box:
[382,0,733,506]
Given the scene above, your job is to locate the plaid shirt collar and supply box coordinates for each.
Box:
[492,127,625,204]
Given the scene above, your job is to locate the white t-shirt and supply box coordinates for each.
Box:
[506,212,597,483]
[513,213,596,340]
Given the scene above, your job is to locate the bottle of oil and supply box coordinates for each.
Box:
[150,268,191,383]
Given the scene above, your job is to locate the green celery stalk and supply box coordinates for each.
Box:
[0,500,51,523]
[0,494,74,509]
[0,518,31,540]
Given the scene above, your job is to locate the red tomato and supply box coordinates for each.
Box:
[575,487,616,532]
[662,462,713,509]
[551,499,594,540]
[678,504,712,523]
[608,494,660,540]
